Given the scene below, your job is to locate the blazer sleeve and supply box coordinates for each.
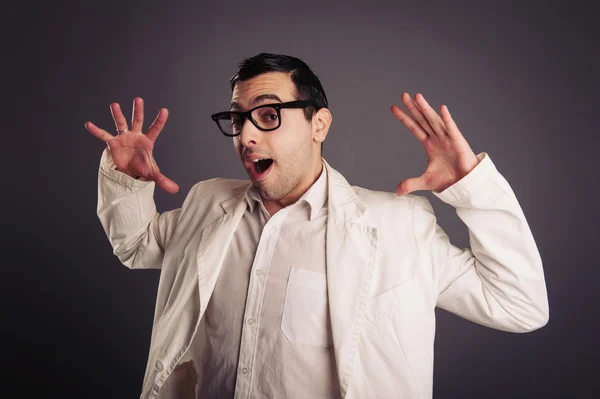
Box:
[412,152,549,332]
[96,147,181,270]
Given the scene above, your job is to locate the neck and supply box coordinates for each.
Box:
[263,159,323,216]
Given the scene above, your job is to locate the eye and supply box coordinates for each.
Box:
[260,110,278,122]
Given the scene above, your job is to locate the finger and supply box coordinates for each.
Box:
[440,105,463,140]
[145,154,179,193]
[110,103,129,133]
[390,105,428,142]
[146,108,169,142]
[131,97,144,131]
[85,121,114,142]
[396,176,428,196]
[155,172,180,194]
[401,93,434,136]
[414,93,447,137]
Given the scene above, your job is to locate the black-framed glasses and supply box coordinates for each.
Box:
[211,100,317,137]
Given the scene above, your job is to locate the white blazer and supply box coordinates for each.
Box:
[97,149,548,399]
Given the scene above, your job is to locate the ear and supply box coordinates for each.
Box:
[311,108,332,144]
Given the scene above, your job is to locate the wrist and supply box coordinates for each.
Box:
[115,166,140,179]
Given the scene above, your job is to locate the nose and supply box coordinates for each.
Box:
[238,117,262,147]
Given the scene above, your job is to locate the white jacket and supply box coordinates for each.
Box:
[97,149,549,398]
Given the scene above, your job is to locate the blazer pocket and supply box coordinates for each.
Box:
[281,267,333,347]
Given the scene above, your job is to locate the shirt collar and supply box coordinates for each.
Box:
[245,161,328,220]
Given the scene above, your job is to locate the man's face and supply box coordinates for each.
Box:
[232,72,317,202]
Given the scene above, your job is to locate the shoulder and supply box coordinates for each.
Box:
[350,185,436,226]
[324,161,431,219]
[193,177,250,192]
[352,185,423,212]
[350,186,437,245]
[183,177,251,207]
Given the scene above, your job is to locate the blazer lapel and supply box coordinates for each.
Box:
[324,160,378,397]
[196,192,248,314]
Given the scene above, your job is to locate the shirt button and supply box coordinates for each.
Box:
[255,270,264,276]
[241,367,249,375]
[154,361,164,372]
[247,318,256,325]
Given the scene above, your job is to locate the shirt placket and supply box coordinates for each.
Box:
[234,209,288,399]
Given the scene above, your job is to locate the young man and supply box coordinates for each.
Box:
[86,53,549,399]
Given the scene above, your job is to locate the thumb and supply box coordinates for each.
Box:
[396,176,427,196]
[147,153,179,194]
[154,172,180,194]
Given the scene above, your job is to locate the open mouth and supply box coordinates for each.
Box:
[253,159,273,174]
[249,158,274,180]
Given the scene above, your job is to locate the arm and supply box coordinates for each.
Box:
[390,92,548,332]
[413,152,549,332]
[87,98,181,269]
[97,148,181,270]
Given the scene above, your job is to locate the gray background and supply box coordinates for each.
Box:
[5,0,598,397]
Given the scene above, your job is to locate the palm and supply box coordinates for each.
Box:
[391,93,480,195]
[108,132,156,177]
[85,98,179,194]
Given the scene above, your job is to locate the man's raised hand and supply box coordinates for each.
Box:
[391,93,480,196]
[85,97,180,194]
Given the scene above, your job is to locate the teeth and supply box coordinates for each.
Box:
[252,159,265,162]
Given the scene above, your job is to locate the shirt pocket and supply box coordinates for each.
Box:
[281,267,333,347]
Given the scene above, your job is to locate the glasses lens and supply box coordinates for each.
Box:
[216,113,242,136]
[252,106,279,130]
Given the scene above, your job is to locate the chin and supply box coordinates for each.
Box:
[256,186,278,201]
[256,183,286,202]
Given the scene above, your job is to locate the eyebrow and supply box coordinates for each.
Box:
[230,93,283,111]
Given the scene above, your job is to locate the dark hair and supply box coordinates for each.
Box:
[229,53,328,122]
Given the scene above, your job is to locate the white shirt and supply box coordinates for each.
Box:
[183,163,340,398]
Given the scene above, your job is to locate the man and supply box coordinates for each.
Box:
[86,53,549,399]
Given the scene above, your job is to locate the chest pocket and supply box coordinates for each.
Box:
[281,267,333,347]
